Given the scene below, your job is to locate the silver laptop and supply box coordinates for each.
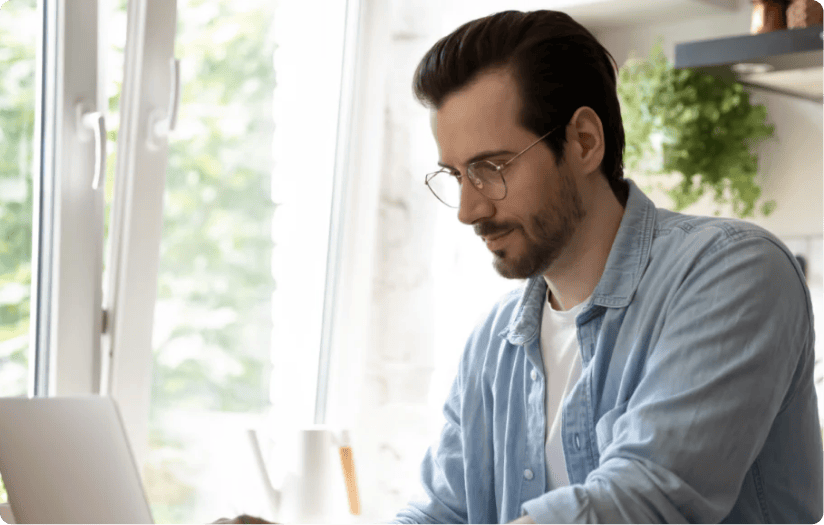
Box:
[0,396,153,524]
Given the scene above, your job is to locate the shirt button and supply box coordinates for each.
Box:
[530,370,538,381]
[523,469,534,480]
[574,433,581,450]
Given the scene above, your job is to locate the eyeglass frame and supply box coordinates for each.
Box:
[425,123,564,208]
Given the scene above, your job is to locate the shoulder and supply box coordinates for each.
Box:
[652,210,802,275]
[646,210,811,325]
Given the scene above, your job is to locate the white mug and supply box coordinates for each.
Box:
[249,425,360,523]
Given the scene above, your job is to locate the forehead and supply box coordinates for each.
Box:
[432,70,532,166]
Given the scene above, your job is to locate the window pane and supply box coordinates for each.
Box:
[103,0,127,272]
[0,0,37,399]
[0,0,38,504]
[144,1,278,522]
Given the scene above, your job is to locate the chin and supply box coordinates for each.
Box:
[493,248,555,280]
[493,253,531,280]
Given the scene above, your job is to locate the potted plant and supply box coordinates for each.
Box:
[618,41,776,218]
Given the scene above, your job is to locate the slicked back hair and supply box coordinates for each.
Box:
[413,10,628,204]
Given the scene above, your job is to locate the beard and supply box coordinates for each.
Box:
[488,170,585,279]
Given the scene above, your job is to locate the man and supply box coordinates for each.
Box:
[392,9,822,524]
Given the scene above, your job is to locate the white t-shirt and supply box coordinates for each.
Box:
[540,282,590,490]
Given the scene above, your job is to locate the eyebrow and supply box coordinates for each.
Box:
[437,149,515,170]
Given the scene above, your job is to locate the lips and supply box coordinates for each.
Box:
[483,229,514,247]
[484,230,512,241]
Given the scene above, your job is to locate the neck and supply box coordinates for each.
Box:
[544,177,625,311]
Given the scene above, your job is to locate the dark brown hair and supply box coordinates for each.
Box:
[413,10,628,203]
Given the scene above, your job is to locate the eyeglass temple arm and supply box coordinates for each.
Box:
[500,125,561,168]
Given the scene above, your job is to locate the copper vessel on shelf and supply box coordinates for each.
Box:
[751,0,788,33]
[786,0,823,28]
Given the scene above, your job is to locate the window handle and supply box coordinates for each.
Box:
[147,57,181,149]
[76,102,107,190]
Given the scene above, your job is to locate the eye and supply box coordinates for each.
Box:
[471,162,501,180]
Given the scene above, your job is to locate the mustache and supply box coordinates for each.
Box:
[474,222,519,237]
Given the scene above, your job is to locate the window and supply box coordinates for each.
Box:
[0,0,34,504]
[141,1,278,521]
[128,1,351,522]
[0,0,356,518]
[0,0,36,400]
[102,0,127,277]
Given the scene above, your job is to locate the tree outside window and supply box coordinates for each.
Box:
[0,0,37,504]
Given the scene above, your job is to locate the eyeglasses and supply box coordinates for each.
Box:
[425,125,562,208]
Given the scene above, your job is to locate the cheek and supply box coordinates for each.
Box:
[505,168,555,220]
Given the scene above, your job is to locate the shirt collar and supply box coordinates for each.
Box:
[500,179,657,346]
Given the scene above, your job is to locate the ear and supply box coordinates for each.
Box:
[564,106,605,177]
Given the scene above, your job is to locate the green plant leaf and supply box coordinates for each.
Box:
[618,39,775,218]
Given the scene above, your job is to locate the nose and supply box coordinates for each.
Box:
[457,179,495,225]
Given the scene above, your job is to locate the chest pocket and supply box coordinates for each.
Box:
[594,401,629,454]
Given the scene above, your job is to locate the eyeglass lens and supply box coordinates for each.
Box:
[427,163,505,208]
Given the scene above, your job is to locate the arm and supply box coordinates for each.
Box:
[392,373,470,524]
[509,514,536,524]
[522,235,816,522]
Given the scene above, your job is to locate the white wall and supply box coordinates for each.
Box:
[349,1,824,520]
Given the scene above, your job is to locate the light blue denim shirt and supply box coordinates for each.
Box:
[393,180,822,524]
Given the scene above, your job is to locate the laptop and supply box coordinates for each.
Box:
[0,396,154,524]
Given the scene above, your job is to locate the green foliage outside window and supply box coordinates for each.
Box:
[0,0,36,398]
[142,0,278,522]
[149,0,277,416]
[0,0,36,506]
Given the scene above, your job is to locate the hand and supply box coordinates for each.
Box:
[212,514,276,524]
[509,514,536,524]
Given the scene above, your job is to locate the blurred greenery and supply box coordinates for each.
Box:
[152,0,276,402]
[618,41,776,218]
[0,0,278,520]
[153,0,277,413]
[0,0,37,506]
[0,0,36,401]
[145,0,278,522]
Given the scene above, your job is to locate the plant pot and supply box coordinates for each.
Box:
[751,0,788,33]
[786,0,823,28]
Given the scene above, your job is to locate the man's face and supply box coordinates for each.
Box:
[432,69,586,279]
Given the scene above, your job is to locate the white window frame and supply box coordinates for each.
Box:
[101,0,178,468]
[318,0,387,428]
[16,0,180,480]
[31,0,177,469]
[35,0,106,397]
